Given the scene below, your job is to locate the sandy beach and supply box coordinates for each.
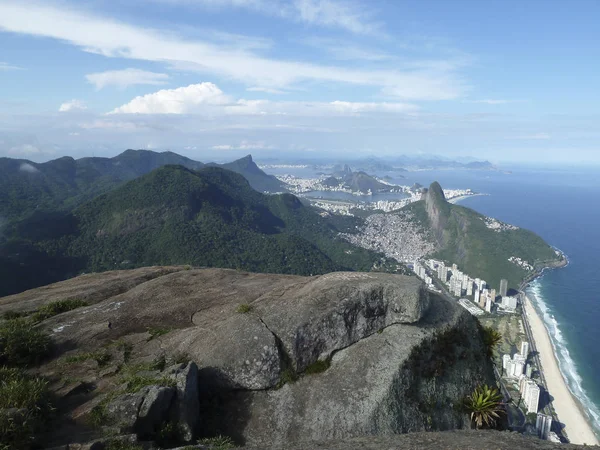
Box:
[523,296,599,445]
[448,193,488,204]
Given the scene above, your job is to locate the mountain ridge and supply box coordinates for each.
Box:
[0,165,392,297]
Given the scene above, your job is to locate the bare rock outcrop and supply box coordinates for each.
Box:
[1,267,494,448]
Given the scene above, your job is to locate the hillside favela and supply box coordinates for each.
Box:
[1,1,600,450]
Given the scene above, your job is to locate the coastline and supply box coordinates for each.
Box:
[448,193,488,204]
[522,292,599,445]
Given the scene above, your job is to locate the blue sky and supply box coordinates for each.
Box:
[1,0,599,164]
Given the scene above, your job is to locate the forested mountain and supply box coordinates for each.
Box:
[209,154,287,193]
[405,182,563,289]
[0,150,284,222]
[0,166,389,297]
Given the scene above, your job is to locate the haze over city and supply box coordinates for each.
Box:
[1,0,599,164]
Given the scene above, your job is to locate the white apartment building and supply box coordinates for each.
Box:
[536,413,552,440]
[523,380,540,414]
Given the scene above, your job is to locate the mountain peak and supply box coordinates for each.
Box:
[427,181,447,203]
[424,181,451,236]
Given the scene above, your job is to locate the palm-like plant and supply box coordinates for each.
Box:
[464,384,505,429]
[482,326,502,359]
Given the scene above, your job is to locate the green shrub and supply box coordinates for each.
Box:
[236,304,252,314]
[31,299,88,322]
[196,436,236,449]
[88,401,112,427]
[2,311,30,320]
[146,326,172,341]
[65,350,112,367]
[276,368,298,388]
[104,439,144,450]
[121,373,176,393]
[0,318,51,367]
[463,384,504,429]
[0,367,53,449]
[303,359,330,375]
[480,325,502,359]
[151,354,166,371]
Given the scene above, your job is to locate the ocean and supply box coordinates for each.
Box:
[263,164,600,436]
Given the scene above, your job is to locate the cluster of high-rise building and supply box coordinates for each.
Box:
[503,341,540,415]
[520,377,541,414]
[412,261,433,288]
[424,259,524,317]
[536,413,560,442]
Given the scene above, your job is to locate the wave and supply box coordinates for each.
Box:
[527,280,600,435]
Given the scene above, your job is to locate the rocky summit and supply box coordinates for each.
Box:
[1,266,497,448]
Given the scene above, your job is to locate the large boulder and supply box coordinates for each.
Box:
[254,272,428,372]
[1,267,496,449]
[211,295,493,447]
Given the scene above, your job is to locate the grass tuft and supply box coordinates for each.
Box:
[196,436,236,449]
[66,350,112,367]
[0,367,53,449]
[146,326,172,341]
[303,359,330,375]
[31,299,88,322]
[236,304,252,314]
[0,318,51,367]
[121,373,176,393]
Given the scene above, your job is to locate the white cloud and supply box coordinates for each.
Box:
[19,162,40,173]
[293,0,382,36]
[0,2,466,101]
[68,131,80,136]
[0,61,23,71]
[110,82,230,114]
[86,68,170,90]
[212,140,275,150]
[59,99,87,112]
[110,82,419,116]
[153,0,382,35]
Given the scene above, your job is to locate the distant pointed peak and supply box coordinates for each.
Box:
[428,181,446,202]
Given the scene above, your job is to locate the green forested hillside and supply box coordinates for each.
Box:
[0,150,284,223]
[404,183,562,290]
[0,166,386,297]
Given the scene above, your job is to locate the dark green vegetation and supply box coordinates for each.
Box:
[0,318,51,367]
[0,153,389,297]
[404,182,562,289]
[480,326,503,359]
[210,154,286,193]
[463,384,504,429]
[236,304,252,314]
[0,367,53,450]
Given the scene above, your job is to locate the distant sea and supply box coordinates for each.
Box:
[264,164,600,437]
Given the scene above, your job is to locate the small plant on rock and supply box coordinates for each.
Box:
[481,326,502,359]
[303,359,330,375]
[0,367,53,449]
[236,304,252,314]
[31,299,88,322]
[0,318,51,367]
[196,436,236,449]
[464,384,504,429]
[146,326,172,341]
